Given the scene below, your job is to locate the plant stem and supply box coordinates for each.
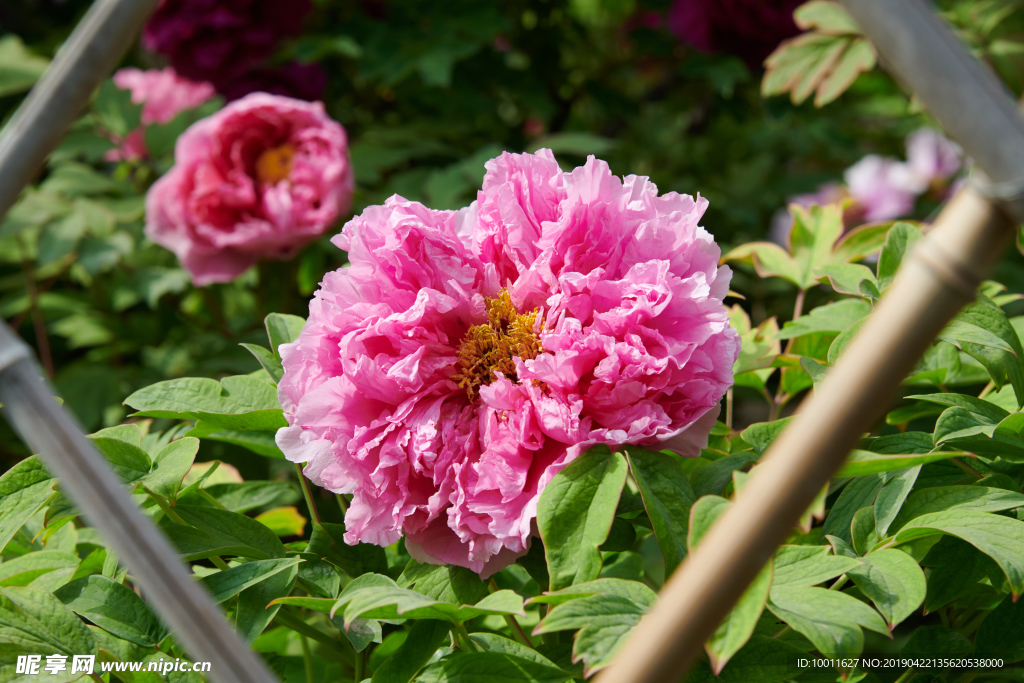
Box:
[960,609,990,638]
[950,457,983,479]
[792,288,805,321]
[893,667,915,683]
[828,575,848,591]
[725,387,734,429]
[295,463,322,525]
[200,286,231,337]
[488,579,534,648]
[335,493,348,514]
[353,649,365,683]
[301,632,314,683]
[210,556,230,571]
[275,609,354,664]
[143,487,188,525]
[451,620,478,652]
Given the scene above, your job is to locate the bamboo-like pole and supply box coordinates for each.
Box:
[597,1,1024,681]
[0,2,278,682]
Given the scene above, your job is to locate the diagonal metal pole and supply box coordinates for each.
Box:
[597,1,1024,682]
[0,2,278,682]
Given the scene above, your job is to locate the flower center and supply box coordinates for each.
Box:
[255,143,296,184]
[453,290,543,401]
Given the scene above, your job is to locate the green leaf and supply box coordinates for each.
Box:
[537,445,627,591]
[265,313,306,357]
[235,562,297,644]
[0,457,55,552]
[534,593,646,675]
[0,551,80,588]
[307,522,389,578]
[527,579,656,609]
[241,343,284,384]
[143,437,198,500]
[89,436,151,486]
[889,486,1024,532]
[873,466,921,536]
[0,35,49,97]
[740,417,792,455]
[124,375,286,430]
[54,576,167,647]
[835,450,959,478]
[816,263,878,298]
[625,447,695,578]
[202,481,298,513]
[371,619,451,683]
[827,318,868,365]
[92,80,142,137]
[767,586,888,655]
[201,558,303,603]
[822,473,885,544]
[706,561,772,675]
[397,561,487,605]
[975,595,1024,658]
[416,651,572,683]
[777,299,871,340]
[163,505,287,560]
[906,392,1009,422]
[325,575,525,626]
[690,453,757,497]
[954,298,1024,406]
[846,549,926,628]
[902,624,973,659]
[728,306,780,376]
[771,545,861,588]
[0,587,97,658]
[721,242,801,287]
[922,538,998,615]
[254,506,305,537]
[187,424,285,459]
[895,510,1024,596]
[877,222,922,291]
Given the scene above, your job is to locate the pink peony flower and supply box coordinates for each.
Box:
[905,127,962,186]
[107,68,216,161]
[275,149,739,576]
[843,155,920,222]
[145,93,354,285]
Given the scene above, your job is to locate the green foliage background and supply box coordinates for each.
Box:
[4,1,1024,682]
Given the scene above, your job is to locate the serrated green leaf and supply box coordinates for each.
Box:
[537,445,627,591]
[0,586,96,658]
[124,376,285,430]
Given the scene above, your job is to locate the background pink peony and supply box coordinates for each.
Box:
[145,93,354,285]
[107,67,216,161]
[276,149,739,575]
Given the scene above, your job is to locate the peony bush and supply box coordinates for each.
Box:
[5,1,1024,682]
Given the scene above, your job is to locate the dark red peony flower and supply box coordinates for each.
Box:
[217,62,328,103]
[143,0,314,95]
[668,0,803,66]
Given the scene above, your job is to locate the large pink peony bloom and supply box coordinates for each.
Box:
[145,93,354,285]
[276,150,739,576]
[107,68,216,161]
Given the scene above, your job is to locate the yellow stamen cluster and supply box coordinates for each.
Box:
[453,290,543,401]
[255,143,296,184]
